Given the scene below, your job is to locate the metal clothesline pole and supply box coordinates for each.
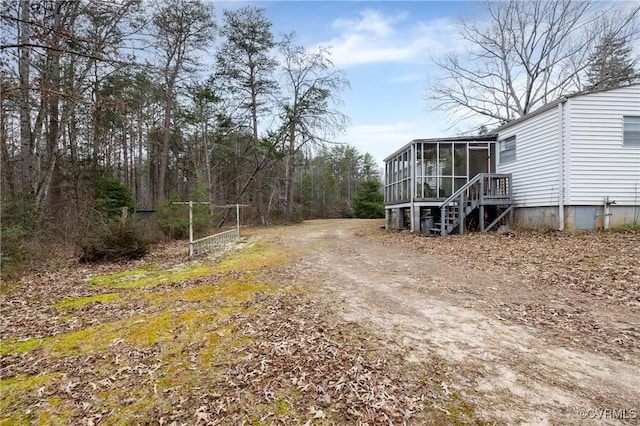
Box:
[189,201,193,257]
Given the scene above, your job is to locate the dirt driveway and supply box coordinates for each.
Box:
[260,219,640,425]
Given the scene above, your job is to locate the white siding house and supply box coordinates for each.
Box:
[495,83,640,230]
[383,83,640,233]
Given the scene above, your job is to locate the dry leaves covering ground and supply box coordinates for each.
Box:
[1,220,639,425]
[1,235,471,425]
[391,229,640,360]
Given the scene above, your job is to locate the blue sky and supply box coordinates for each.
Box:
[218,1,488,166]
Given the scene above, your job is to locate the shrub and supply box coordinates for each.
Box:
[353,179,384,219]
[1,221,29,278]
[155,191,215,240]
[78,220,149,263]
[93,177,134,220]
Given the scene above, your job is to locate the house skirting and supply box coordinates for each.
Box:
[514,205,640,231]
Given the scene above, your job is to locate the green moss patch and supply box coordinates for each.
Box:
[53,293,120,309]
[0,373,60,398]
[88,263,210,289]
[1,240,293,424]
[0,338,44,356]
[214,241,292,272]
[0,284,265,422]
[0,372,63,423]
[87,241,291,291]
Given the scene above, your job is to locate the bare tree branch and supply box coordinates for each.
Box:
[428,0,640,128]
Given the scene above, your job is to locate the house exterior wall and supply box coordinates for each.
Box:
[495,106,561,207]
[565,84,640,206]
[496,84,640,230]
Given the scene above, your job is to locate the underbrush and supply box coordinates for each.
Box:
[0,196,52,279]
[77,219,150,263]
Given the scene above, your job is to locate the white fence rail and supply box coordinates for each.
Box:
[190,228,240,257]
[172,202,246,258]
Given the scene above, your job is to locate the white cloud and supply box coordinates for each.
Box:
[332,9,405,37]
[317,9,462,67]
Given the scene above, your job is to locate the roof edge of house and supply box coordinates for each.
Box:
[383,134,498,162]
[496,82,640,132]
[383,82,639,162]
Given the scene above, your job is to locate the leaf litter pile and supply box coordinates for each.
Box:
[1,238,477,425]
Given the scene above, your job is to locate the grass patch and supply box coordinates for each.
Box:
[0,279,22,295]
[611,222,640,232]
[2,301,241,357]
[0,373,61,400]
[214,241,292,272]
[88,262,221,289]
[0,282,266,422]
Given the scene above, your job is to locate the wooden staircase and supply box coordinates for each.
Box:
[432,173,514,235]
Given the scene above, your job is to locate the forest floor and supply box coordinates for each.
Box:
[1,219,639,425]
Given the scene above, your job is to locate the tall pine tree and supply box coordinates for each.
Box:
[586,32,639,90]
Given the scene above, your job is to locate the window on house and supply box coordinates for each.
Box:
[499,136,516,164]
[623,116,640,147]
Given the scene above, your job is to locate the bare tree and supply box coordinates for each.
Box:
[429,0,640,128]
[278,34,350,221]
[2,0,143,209]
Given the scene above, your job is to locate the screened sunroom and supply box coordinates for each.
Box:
[384,135,506,233]
[384,135,497,205]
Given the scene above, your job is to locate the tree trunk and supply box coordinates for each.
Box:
[157,83,173,203]
[250,84,266,225]
[203,118,216,214]
[18,0,33,196]
[1,102,14,195]
[123,126,129,188]
[285,121,296,221]
[35,2,63,209]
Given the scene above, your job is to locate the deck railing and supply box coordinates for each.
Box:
[467,173,513,204]
[439,173,512,235]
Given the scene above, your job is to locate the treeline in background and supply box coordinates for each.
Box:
[1,1,383,276]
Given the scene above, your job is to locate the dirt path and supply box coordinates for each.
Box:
[261,219,640,425]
